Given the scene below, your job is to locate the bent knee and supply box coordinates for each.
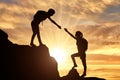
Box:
[71,54,75,59]
[71,53,78,57]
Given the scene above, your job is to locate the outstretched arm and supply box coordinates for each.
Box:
[48,17,61,29]
[64,28,76,39]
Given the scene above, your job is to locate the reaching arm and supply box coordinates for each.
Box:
[48,17,61,29]
[64,28,76,39]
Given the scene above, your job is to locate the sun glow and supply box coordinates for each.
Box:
[50,48,66,64]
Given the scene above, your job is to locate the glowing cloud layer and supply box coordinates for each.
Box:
[0,0,120,56]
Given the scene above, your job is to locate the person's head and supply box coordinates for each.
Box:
[75,31,83,38]
[47,8,55,16]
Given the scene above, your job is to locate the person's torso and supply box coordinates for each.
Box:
[33,11,49,24]
[76,38,88,52]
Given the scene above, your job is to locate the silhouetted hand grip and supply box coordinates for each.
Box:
[58,25,61,29]
[64,28,68,32]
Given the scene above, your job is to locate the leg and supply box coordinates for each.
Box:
[30,32,36,46]
[30,21,38,46]
[71,53,79,68]
[80,54,87,77]
[36,27,43,46]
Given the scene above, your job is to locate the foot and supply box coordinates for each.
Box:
[30,43,36,47]
[72,64,77,68]
[38,43,45,46]
[81,73,86,77]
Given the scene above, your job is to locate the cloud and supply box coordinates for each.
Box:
[0,2,33,29]
[61,0,120,23]
[1,0,120,26]
[2,27,31,44]
[0,0,18,4]
[87,54,120,64]
[75,21,120,40]
[0,0,120,56]
[60,0,119,17]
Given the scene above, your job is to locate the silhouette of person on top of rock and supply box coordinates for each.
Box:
[64,28,88,77]
[30,8,61,47]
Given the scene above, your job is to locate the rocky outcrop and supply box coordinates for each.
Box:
[60,68,106,80]
[1,29,60,80]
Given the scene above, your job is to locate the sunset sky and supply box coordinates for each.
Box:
[0,0,120,79]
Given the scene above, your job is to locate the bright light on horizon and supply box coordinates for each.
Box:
[50,48,66,64]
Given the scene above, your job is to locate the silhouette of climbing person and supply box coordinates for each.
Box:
[64,28,88,77]
[30,8,61,47]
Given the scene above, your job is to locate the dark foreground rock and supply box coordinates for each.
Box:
[1,29,106,80]
[1,29,59,80]
[60,68,106,80]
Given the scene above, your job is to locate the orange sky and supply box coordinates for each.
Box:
[0,0,120,77]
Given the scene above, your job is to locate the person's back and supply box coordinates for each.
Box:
[76,38,88,53]
[33,10,47,24]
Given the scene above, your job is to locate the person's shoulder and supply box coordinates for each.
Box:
[37,10,46,13]
[82,38,88,43]
[34,10,46,16]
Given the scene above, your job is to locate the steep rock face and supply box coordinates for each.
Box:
[1,29,60,80]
